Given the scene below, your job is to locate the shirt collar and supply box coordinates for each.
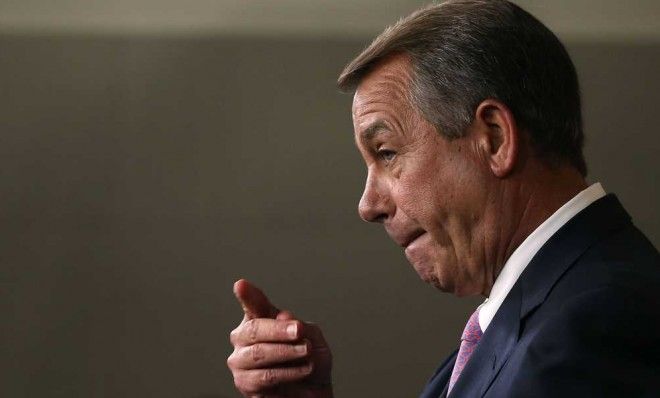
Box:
[478,182,606,331]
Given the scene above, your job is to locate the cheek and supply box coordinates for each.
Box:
[393,168,445,224]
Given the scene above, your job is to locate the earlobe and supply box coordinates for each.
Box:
[474,100,519,178]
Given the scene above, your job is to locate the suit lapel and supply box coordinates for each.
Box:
[447,194,631,397]
[518,194,630,318]
[419,195,632,398]
[419,349,458,398]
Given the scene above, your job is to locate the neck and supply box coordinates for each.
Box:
[481,165,587,296]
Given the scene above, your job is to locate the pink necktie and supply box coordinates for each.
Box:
[448,308,483,395]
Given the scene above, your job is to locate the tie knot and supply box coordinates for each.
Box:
[460,308,483,343]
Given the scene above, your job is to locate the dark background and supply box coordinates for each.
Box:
[1,4,659,398]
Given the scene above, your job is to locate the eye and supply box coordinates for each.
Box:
[377,149,397,163]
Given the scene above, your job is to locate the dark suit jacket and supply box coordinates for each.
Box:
[419,194,660,398]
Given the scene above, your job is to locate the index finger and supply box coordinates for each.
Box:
[233,279,279,320]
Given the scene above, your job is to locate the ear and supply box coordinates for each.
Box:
[473,99,519,178]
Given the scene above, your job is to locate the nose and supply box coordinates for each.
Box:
[358,170,392,223]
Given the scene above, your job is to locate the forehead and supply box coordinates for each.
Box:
[351,54,414,119]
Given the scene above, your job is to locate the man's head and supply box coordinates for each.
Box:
[339,0,585,176]
[340,0,588,296]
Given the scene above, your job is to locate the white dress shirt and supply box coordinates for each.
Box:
[478,182,607,332]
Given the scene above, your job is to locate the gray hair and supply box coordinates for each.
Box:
[338,0,587,176]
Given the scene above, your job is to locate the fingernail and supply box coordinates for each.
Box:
[287,323,298,338]
[294,344,307,354]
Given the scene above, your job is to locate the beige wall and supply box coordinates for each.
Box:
[1,2,659,397]
[1,0,659,40]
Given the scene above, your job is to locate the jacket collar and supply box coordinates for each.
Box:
[418,349,458,398]
[519,194,630,319]
[448,194,631,397]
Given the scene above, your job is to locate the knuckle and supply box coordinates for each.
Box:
[280,344,292,358]
[226,352,236,369]
[229,326,242,346]
[250,344,265,364]
[232,372,247,393]
[260,368,276,387]
[234,372,259,395]
[245,319,259,343]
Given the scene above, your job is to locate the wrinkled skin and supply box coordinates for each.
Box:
[227,279,333,398]
[227,54,494,397]
[227,53,586,397]
[352,54,500,297]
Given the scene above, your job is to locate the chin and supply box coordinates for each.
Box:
[406,236,460,292]
[427,272,454,293]
[427,275,447,291]
[414,256,480,297]
[420,264,466,297]
[412,262,449,292]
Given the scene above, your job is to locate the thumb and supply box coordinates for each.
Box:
[233,279,279,320]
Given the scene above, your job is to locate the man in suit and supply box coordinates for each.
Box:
[227,1,659,396]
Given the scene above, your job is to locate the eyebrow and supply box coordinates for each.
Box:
[360,120,391,141]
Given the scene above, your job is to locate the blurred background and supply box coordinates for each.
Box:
[1,1,658,397]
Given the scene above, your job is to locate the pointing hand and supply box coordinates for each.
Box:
[227,279,333,397]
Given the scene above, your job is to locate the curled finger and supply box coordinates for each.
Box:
[228,340,310,369]
[233,362,314,394]
[230,318,302,346]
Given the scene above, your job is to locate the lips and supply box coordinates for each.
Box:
[403,231,426,248]
[387,227,426,248]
